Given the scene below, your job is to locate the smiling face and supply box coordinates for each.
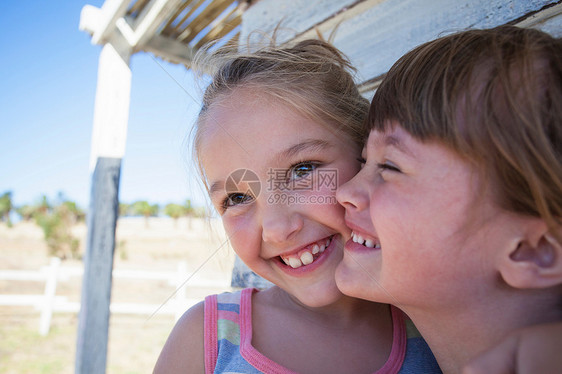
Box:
[335,124,528,310]
[199,88,360,307]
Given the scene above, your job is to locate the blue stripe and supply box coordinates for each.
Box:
[218,302,240,313]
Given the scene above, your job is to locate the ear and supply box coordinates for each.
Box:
[499,220,562,289]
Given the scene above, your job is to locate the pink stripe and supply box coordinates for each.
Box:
[239,288,299,374]
[204,294,218,374]
[217,310,239,323]
[374,305,407,374]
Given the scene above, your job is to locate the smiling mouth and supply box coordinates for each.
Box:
[279,235,334,269]
[351,231,381,249]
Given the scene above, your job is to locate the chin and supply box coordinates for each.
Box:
[335,262,365,299]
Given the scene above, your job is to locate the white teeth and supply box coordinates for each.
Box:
[352,231,379,248]
[312,244,320,254]
[352,232,365,245]
[281,236,333,268]
[300,252,313,265]
[288,257,302,269]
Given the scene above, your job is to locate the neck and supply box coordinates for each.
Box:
[271,286,387,324]
[406,290,562,373]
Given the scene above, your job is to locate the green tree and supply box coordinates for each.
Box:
[60,200,86,224]
[16,204,35,221]
[119,202,131,217]
[0,191,13,227]
[33,195,82,259]
[131,200,159,228]
[164,203,184,228]
[184,199,195,229]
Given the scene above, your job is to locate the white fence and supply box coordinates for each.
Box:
[0,258,231,336]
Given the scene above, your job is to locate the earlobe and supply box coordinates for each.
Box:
[500,230,562,289]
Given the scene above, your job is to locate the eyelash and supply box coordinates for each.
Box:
[221,193,253,211]
[357,157,401,173]
[377,162,401,173]
[288,161,319,180]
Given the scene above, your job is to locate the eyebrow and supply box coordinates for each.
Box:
[209,180,224,199]
[277,139,332,161]
[373,134,414,157]
[207,139,332,199]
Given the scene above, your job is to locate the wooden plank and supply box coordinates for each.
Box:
[165,0,207,37]
[126,0,184,48]
[127,0,151,17]
[143,34,196,65]
[330,0,559,86]
[179,0,237,43]
[240,0,361,46]
[75,157,121,374]
[161,0,192,32]
[194,11,241,49]
[76,40,131,374]
[242,0,559,87]
[517,3,562,37]
[92,0,132,44]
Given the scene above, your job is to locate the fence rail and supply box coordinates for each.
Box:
[0,258,231,335]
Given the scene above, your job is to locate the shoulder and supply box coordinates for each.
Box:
[153,301,205,374]
[400,317,442,374]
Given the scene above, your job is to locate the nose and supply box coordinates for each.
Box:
[336,171,370,213]
[261,197,304,244]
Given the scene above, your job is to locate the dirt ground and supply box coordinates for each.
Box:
[0,217,236,374]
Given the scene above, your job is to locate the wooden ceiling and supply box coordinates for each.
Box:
[81,0,250,66]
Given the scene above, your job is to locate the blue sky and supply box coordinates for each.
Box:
[0,1,209,210]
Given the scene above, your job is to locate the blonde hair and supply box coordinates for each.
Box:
[193,39,369,190]
[370,25,562,235]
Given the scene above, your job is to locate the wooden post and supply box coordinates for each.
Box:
[39,257,60,336]
[75,36,131,374]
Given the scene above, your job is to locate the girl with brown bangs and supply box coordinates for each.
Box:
[336,25,562,373]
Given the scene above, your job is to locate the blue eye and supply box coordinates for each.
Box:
[222,193,253,209]
[289,161,318,180]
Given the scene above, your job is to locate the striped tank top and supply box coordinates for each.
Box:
[204,288,441,374]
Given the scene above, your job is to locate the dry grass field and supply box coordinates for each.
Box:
[0,217,236,373]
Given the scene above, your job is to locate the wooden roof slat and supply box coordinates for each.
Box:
[164,0,207,37]
[161,0,191,32]
[194,12,241,49]
[178,0,237,43]
[127,0,151,17]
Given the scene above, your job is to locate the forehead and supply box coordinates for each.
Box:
[365,125,417,156]
[203,88,349,146]
[199,88,357,170]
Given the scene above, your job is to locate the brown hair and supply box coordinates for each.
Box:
[370,25,562,233]
[192,39,369,189]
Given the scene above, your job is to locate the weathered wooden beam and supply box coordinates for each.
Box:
[241,0,560,90]
[92,0,132,45]
[179,0,237,43]
[164,0,207,37]
[130,0,185,48]
[143,34,196,66]
[517,2,562,36]
[75,36,132,374]
[75,157,121,373]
